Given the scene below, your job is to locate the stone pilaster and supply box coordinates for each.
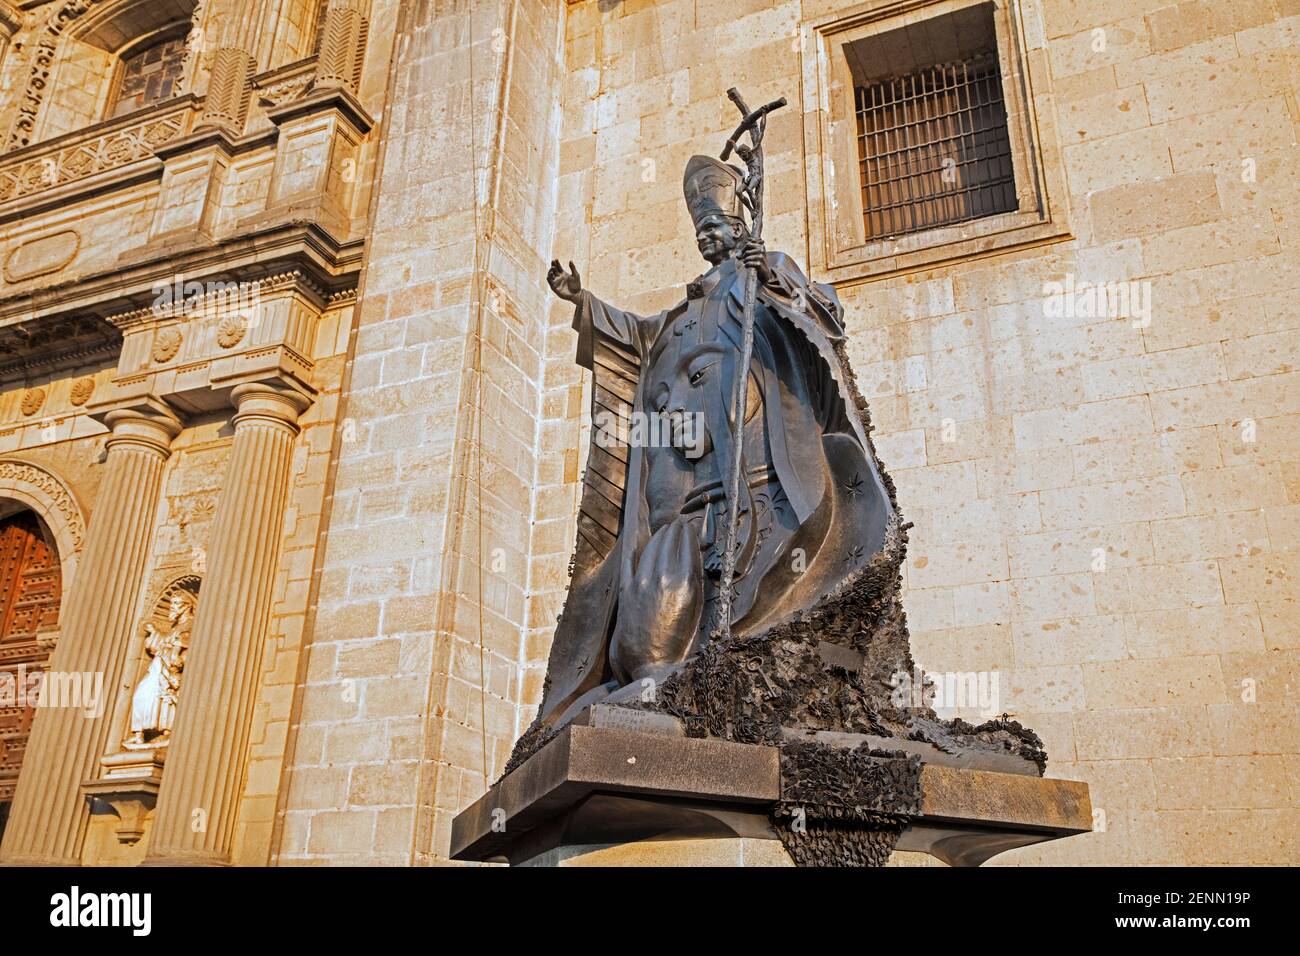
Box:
[143,383,309,866]
[274,0,568,865]
[0,401,182,866]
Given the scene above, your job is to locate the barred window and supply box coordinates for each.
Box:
[849,4,1017,241]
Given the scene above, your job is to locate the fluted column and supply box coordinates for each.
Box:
[0,402,182,865]
[144,383,309,866]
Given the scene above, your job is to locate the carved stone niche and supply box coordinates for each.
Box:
[82,575,200,845]
[120,575,199,753]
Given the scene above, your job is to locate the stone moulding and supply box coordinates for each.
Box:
[0,457,86,590]
[2,228,81,282]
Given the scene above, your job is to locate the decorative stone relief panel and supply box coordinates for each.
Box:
[19,388,45,417]
[255,68,315,109]
[150,326,183,364]
[69,377,95,406]
[150,438,227,561]
[2,229,81,281]
[216,315,246,348]
[0,105,190,204]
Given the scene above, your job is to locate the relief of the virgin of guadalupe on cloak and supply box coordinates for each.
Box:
[513,156,900,751]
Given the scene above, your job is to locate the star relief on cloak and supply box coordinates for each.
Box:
[525,154,895,747]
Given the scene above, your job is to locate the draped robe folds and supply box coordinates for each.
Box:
[536,250,893,732]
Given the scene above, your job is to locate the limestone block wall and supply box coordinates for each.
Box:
[277,0,570,864]
[529,0,1298,866]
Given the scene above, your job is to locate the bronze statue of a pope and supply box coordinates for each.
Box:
[530,154,895,735]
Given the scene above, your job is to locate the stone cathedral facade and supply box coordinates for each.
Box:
[0,0,1294,866]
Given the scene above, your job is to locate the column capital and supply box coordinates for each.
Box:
[230,382,311,432]
[94,398,184,458]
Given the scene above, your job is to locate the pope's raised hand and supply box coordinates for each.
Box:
[548,259,583,303]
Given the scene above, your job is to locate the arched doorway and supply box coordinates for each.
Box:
[0,509,62,841]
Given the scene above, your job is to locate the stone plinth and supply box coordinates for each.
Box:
[451,720,1092,867]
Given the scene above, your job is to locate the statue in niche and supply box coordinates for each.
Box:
[123,588,195,749]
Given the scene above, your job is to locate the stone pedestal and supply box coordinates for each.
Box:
[518,838,797,867]
[0,400,181,866]
[83,769,163,847]
[451,719,1092,867]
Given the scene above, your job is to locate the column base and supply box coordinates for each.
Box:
[139,849,232,867]
[0,853,82,867]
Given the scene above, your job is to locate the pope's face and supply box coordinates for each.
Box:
[695,216,741,264]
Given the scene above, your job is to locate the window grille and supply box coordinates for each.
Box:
[855,53,1016,240]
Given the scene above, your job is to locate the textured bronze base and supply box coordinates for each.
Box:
[451,718,1091,867]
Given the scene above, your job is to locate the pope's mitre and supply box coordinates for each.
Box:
[683,155,746,228]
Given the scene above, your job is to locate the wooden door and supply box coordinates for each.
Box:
[0,510,62,838]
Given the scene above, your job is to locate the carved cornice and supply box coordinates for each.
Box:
[0,220,362,329]
[263,84,374,136]
[0,316,120,384]
[108,268,329,331]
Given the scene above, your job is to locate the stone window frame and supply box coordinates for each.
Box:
[35,0,197,141]
[104,25,192,121]
[799,0,1071,283]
